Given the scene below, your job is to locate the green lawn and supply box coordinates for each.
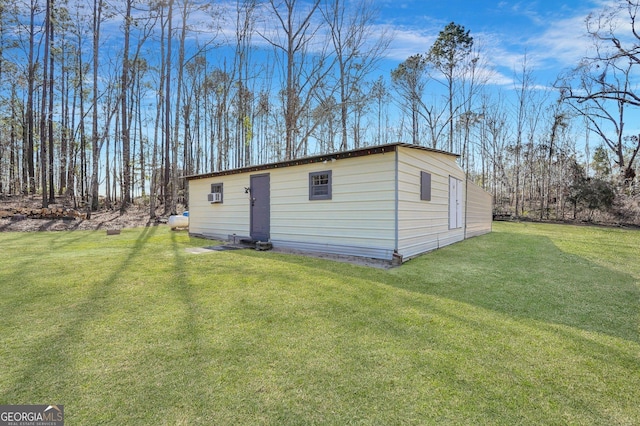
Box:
[1,222,638,424]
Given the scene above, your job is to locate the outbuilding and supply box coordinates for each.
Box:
[186,143,492,264]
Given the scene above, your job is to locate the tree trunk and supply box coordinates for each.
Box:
[163,0,173,215]
[89,0,104,216]
[40,0,52,208]
[121,0,132,212]
[59,41,69,196]
[10,87,17,195]
[27,0,36,195]
[47,3,55,203]
[150,5,167,219]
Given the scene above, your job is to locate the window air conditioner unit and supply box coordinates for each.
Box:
[208,193,222,203]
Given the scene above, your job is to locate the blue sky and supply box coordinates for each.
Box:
[377,0,605,89]
[112,0,608,93]
[89,0,628,157]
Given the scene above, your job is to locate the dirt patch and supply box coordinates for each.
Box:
[0,196,172,232]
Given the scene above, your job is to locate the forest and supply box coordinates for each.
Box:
[0,0,639,224]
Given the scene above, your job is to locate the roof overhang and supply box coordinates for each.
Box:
[185,142,459,181]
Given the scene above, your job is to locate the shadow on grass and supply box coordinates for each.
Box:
[168,230,205,369]
[0,232,31,244]
[0,230,106,324]
[232,232,640,344]
[0,227,101,271]
[394,232,639,343]
[45,228,102,251]
[1,225,159,403]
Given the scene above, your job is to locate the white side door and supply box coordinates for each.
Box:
[449,176,463,229]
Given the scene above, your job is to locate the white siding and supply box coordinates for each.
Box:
[189,153,397,260]
[396,146,465,259]
[187,144,491,264]
[270,154,397,259]
[466,180,493,238]
[188,174,251,240]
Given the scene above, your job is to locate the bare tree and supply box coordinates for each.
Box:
[0,0,7,194]
[559,60,639,183]
[39,0,54,207]
[57,5,74,198]
[457,46,485,171]
[512,56,533,217]
[47,0,55,203]
[558,0,640,183]
[483,95,511,202]
[539,100,569,220]
[169,0,202,214]
[163,0,173,215]
[391,54,428,145]
[370,76,390,145]
[120,0,133,211]
[25,0,38,195]
[150,1,168,219]
[322,0,390,150]
[311,94,338,152]
[233,0,258,167]
[89,0,104,214]
[261,0,332,159]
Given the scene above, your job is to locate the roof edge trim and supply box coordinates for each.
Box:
[185,142,459,181]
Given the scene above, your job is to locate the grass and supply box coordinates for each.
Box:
[0,222,638,424]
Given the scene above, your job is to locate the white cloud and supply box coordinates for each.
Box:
[385,27,436,60]
[527,14,593,69]
[471,2,619,87]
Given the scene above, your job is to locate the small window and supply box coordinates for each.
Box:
[309,171,332,200]
[421,172,431,201]
[209,183,223,203]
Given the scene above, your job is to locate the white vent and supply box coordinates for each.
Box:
[208,192,222,203]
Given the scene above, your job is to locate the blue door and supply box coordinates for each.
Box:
[250,173,270,241]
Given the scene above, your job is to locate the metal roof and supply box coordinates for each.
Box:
[185,142,459,181]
